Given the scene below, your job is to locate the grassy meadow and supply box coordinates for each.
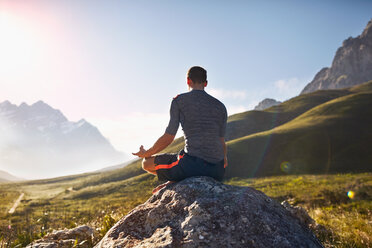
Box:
[0,172,158,247]
[0,173,371,247]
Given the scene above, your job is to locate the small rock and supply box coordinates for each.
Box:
[26,225,96,248]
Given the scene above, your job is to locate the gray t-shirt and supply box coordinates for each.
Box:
[165,89,227,164]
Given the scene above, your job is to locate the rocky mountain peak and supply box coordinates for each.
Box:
[0,100,17,113]
[31,100,48,108]
[96,177,323,248]
[301,19,372,94]
[19,102,29,108]
[361,19,372,42]
[0,100,12,107]
[254,98,282,111]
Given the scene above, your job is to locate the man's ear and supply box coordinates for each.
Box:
[204,80,208,87]
[187,77,192,86]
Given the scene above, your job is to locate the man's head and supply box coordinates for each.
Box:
[187,66,207,89]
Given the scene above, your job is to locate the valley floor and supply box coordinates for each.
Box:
[0,173,371,247]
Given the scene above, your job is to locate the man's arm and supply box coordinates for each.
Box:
[133,98,179,158]
[220,137,228,168]
[133,133,175,158]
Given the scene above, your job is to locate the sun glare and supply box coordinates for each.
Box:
[0,10,40,75]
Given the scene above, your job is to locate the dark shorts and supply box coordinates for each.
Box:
[154,150,225,182]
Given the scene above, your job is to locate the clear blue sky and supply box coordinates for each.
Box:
[1,0,371,157]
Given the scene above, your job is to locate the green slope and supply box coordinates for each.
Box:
[72,82,372,188]
[226,88,372,178]
[225,89,350,140]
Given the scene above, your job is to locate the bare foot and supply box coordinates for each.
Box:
[152,181,176,194]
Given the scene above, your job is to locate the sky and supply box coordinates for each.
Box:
[1,0,371,162]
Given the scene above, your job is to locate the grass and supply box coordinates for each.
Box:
[225,89,372,178]
[225,88,350,141]
[0,173,371,247]
[0,173,158,247]
[225,173,372,248]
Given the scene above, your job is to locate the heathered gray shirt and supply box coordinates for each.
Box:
[165,89,227,164]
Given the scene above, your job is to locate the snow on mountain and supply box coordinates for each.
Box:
[0,100,127,179]
[0,170,23,182]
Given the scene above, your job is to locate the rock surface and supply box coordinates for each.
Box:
[95,177,323,248]
[301,19,372,94]
[26,225,96,248]
[254,98,282,111]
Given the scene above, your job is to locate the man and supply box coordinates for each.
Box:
[132,66,228,193]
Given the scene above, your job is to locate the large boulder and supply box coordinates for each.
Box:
[95,177,323,248]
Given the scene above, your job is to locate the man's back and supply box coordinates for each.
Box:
[133,66,228,188]
[166,89,227,164]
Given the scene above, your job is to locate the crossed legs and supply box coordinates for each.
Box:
[142,157,175,194]
[142,157,157,175]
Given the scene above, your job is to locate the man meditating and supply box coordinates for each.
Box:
[132,66,228,193]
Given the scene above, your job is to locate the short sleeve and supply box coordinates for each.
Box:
[165,99,180,135]
[219,105,227,137]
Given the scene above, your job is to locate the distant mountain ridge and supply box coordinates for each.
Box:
[254,98,282,111]
[0,100,126,178]
[301,19,372,94]
[0,170,23,182]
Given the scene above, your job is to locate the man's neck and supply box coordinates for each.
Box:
[190,85,205,91]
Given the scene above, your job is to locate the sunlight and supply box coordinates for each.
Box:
[0,11,39,75]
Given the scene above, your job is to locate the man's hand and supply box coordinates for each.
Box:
[132,145,148,158]
[220,137,228,168]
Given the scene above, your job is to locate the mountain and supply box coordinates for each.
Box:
[254,98,281,110]
[225,88,349,141]
[226,81,372,178]
[0,170,23,182]
[301,19,372,94]
[0,100,126,178]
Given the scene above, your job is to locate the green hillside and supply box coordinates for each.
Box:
[225,89,350,140]
[226,85,372,178]
[71,81,372,188]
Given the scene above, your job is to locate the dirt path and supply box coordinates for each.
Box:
[8,192,24,214]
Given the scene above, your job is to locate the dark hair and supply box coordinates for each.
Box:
[187,66,207,84]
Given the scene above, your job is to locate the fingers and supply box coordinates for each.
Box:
[132,145,145,156]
